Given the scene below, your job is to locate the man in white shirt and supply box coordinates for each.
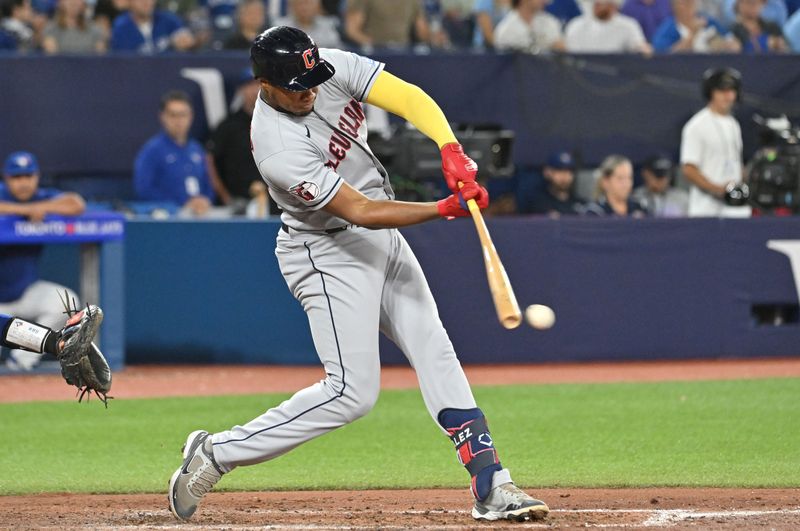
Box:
[494,0,565,52]
[275,0,342,49]
[680,68,751,217]
[564,0,652,53]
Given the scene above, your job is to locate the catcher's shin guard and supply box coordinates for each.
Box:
[439,408,502,501]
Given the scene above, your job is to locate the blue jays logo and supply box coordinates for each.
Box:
[13,155,32,169]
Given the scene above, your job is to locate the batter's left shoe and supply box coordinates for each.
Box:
[168,430,224,521]
[472,482,549,522]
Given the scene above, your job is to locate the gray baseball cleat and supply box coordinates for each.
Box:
[472,482,549,522]
[168,430,224,521]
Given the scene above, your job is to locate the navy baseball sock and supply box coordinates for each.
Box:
[438,407,502,501]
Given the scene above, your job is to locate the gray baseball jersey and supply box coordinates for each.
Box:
[251,48,393,231]
[210,48,514,493]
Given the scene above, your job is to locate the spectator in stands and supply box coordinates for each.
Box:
[110,0,195,52]
[158,0,200,20]
[223,0,265,49]
[494,0,565,52]
[545,0,582,26]
[155,0,215,50]
[472,0,511,49]
[721,0,786,28]
[42,0,106,53]
[564,0,652,54]
[439,0,474,48]
[584,155,647,217]
[525,150,584,216]
[93,0,129,39]
[202,0,238,46]
[631,155,689,217]
[0,27,16,48]
[345,0,432,50]
[30,0,55,20]
[422,0,452,48]
[731,0,787,52]
[320,0,341,15]
[0,151,84,370]
[206,74,274,214]
[1,0,37,51]
[134,91,215,217]
[786,9,800,51]
[680,68,750,217]
[264,0,286,21]
[275,0,342,48]
[620,0,671,42]
[696,0,724,21]
[652,0,738,53]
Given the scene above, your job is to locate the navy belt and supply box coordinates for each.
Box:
[281,223,350,235]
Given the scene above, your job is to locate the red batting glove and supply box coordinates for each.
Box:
[437,181,489,218]
[441,143,478,193]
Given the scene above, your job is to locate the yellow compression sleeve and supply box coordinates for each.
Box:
[365,70,457,149]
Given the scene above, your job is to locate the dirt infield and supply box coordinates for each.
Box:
[2,357,800,403]
[1,488,799,530]
[2,359,800,529]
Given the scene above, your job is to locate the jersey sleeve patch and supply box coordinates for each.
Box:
[289,181,321,202]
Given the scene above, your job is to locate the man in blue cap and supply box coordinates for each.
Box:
[0,151,85,370]
[631,155,688,217]
[525,150,585,217]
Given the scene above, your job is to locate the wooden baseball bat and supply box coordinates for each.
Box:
[460,185,522,329]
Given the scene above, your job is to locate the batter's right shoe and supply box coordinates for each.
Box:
[472,482,549,522]
[168,430,224,521]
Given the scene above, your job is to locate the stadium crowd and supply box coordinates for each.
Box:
[1,0,800,54]
[0,1,791,219]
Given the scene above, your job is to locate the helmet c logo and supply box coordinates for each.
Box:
[302,49,315,70]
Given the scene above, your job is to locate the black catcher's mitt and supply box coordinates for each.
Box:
[56,292,113,406]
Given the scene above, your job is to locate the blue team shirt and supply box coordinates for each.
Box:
[787,11,800,52]
[652,16,728,53]
[545,0,582,26]
[0,185,62,302]
[110,11,185,53]
[201,0,238,30]
[0,29,17,50]
[134,132,214,205]
[722,0,787,27]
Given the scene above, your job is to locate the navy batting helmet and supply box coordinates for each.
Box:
[701,67,742,102]
[250,26,335,91]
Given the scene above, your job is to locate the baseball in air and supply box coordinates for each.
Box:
[525,304,555,330]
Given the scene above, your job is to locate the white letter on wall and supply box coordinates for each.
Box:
[180,68,227,130]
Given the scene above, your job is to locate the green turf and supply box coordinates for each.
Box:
[0,378,798,494]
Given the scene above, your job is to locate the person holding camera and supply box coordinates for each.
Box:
[680,68,751,217]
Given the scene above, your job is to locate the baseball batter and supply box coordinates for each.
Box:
[169,26,549,523]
